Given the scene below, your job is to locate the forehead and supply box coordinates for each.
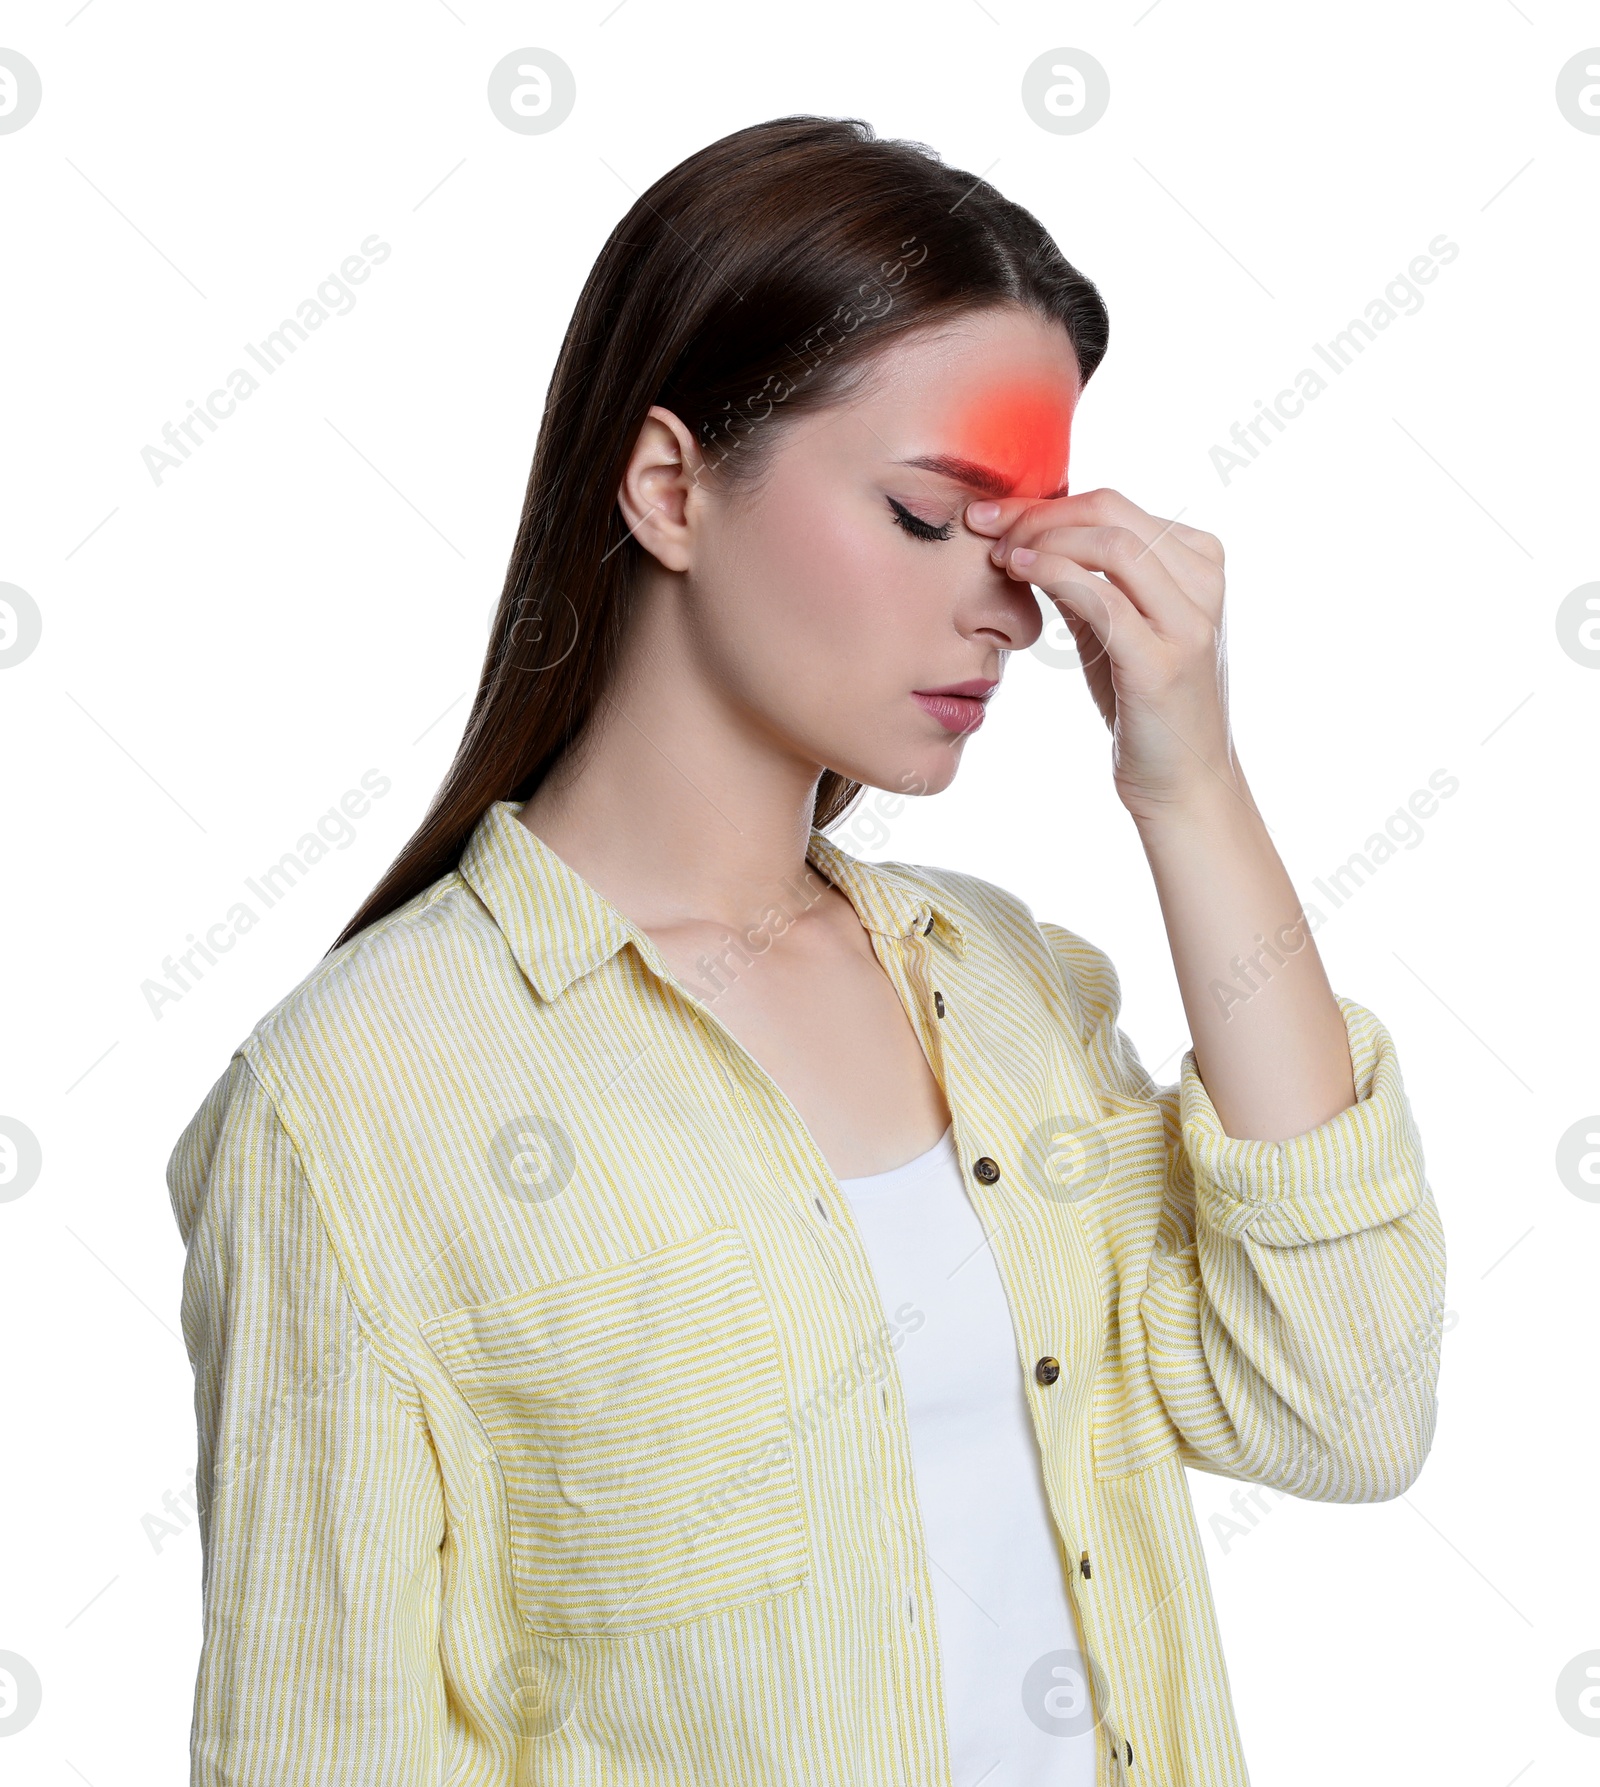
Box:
[943,379,1073,475]
[866,308,1081,407]
[844,310,1080,493]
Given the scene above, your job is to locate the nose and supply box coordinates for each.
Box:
[962,565,1045,653]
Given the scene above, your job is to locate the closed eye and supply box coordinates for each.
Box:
[886,495,955,543]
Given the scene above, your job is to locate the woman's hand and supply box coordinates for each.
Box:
[964,486,1235,824]
[967,485,1357,1142]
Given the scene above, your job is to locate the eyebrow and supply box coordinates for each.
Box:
[895,454,1068,501]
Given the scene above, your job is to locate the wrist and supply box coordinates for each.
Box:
[1124,764,1259,839]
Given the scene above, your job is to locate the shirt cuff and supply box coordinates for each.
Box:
[1179,996,1428,1247]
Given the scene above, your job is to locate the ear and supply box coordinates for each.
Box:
[616,405,708,575]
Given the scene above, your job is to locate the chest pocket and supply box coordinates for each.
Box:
[420,1225,810,1638]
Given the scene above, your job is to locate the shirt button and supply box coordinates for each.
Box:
[934,990,945,1019]
[1034,1355,1061,1385]
[973,1156,1000,1184]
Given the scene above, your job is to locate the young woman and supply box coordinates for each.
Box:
[168,116,1446,1786]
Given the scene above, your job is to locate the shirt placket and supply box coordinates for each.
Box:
[644,928,955,1787]
[892,908,1133,1786]
[852,908,971,1787]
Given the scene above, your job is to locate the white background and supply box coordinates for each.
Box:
[2,3,1596,1783]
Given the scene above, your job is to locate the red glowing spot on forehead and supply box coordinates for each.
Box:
[949,382,1074,498]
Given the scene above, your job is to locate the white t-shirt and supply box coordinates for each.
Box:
[837,1123,1098,1787]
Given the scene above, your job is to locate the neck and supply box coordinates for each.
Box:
[517,596,834,934]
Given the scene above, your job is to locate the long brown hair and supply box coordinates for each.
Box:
[329,114,1109,953]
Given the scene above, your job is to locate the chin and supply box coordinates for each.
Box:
[830,739,965,803]
[913,748,965,796]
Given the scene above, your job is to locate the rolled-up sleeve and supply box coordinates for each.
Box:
[167,1056,448,1785]
[1045,923,1448,1503]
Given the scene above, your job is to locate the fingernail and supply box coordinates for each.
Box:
[966,501,1001,526]
[1010,547,1037,568]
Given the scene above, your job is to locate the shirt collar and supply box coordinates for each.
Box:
[802,826,968,957]
[457,799,968,1004]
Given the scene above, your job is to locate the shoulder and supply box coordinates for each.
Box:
[241,869,490,1071]
[167,869,498,1191]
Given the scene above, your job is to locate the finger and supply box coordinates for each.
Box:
[962,496,1038,535]
[1053,594,1109,660]
[1057,600,1115,684]
[1076,499,1226,626]
[964,486,1182,540]
[970,490,1224,611]
[1066,488,1225,577]
[1004,546,1151,669]
[1005,525,1203,642]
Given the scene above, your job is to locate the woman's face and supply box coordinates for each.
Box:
[626,303,1082,800]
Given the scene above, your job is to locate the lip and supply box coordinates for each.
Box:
[913,678,999,698]
[911,678,998,735]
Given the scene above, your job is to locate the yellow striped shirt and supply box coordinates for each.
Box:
[167,796,1445,1784]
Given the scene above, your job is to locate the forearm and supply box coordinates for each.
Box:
[1134,762,1354,1142]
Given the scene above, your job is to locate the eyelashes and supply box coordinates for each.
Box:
[886,495,956,543]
